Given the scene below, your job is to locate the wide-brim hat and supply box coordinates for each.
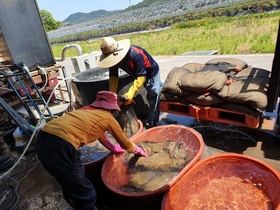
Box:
[90,91,121,111]
[95,37,130,68]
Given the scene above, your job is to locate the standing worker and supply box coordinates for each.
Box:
[36,91,148,210]
[95,37,162,128]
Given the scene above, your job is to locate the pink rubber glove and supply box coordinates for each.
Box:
[132,145,148,158]
[100,138,125,154]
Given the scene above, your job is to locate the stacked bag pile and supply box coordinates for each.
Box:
[160,58,271,117]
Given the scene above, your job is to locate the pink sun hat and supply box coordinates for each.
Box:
[90,91,121,111]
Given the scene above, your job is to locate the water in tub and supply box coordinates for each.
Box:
[120,140,193,193]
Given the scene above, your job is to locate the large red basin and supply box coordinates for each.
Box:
[161,153,280,210]
[101,124,205,210]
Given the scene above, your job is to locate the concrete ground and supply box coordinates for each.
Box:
[1,54,279,210]
[60,53,275,81]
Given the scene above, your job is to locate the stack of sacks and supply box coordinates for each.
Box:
[160,58,270,115]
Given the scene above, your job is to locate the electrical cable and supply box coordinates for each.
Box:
[5,176,19,210]
[0,155,39,209]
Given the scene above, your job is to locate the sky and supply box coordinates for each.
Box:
[36,0,143,21]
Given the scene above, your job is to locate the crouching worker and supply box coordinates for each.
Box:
[36,91,148,210]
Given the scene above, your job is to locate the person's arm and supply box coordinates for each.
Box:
[109,76,119,93]
[99,135,147,157]
[109,66,119,93]
[98,134,125,154]
[122,76,146,105]
[121,48,147,105]
[132,145,148,158]
[107,118,148,158]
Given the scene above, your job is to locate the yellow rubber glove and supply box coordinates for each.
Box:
[109,76,119,93]
[124,76,146,105]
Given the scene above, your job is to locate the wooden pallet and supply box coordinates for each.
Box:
[160,101,261,128]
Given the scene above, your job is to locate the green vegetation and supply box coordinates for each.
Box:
[40,10,62,31]
[63,10,118,25]
[51,11,280,57]
[49,0,280,44]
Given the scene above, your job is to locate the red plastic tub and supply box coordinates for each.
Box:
[81,120,143,190]
[101,124,205,210]
[161,153,280,210]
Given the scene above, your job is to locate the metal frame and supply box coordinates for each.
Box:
[266,20,280,113]
[0,68,53,125]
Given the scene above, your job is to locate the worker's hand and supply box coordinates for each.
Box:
[118,95,127,103]
[100,138,125,154]
[132,145,148,158]
[123,92,134,105]
[113,144,126,154]
[120,76,146,105]
[118,95,133,105]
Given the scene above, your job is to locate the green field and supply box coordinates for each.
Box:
[51,12,280,57]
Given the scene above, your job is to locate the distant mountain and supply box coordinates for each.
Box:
[62,0,166,24]
[63,9,119,24]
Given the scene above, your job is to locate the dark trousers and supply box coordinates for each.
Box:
[36,130,97,210]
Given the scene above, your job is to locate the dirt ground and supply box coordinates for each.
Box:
[0,115,280,210]
[1,54,279,210]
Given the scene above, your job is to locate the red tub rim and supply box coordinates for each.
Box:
[161,153,280,210]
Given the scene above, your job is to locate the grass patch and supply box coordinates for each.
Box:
[51,12,280,57]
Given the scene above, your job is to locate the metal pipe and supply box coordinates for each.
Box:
[55,44,83,62]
